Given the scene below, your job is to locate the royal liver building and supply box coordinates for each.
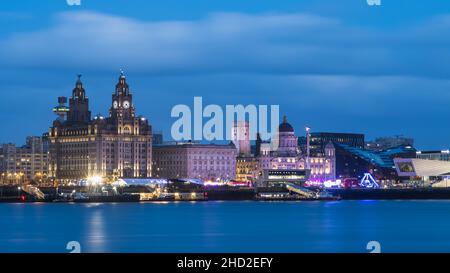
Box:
[48,72,152,183]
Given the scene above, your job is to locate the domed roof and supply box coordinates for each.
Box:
[279,115,294,133]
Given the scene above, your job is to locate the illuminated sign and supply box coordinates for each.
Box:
[360,173,379,188]
[267,170,307,180]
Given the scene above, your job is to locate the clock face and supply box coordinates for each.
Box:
[123,100,130,109]
[113,101,118,109]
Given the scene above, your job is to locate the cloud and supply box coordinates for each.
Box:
[1,11,450,149]
[0,11,32,20]
[1,11,449,78]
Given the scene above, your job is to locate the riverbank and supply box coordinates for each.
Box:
[327,188,450,200]
[3,185,450,202]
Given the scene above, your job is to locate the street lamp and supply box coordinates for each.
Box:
[17,186,21,199]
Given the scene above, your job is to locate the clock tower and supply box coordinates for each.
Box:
[110,70,135,120]
[50,72,152,181]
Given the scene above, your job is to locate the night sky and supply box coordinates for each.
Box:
[0,0,449,149]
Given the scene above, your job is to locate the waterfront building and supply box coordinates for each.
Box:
[48,73,153,183]
[256,116,336,186]
[153,131,164,145]
[394,149,450,186]
[231,121,251,156]
[297,131,417,183]
[335,144,416,183]
[152,142,237,181]
[254,133,271,157]
[394,157,450,186]
[416,150,450,161]
[0,144,16,181]
[298,132,364,156]
[0,136,49,184]
[236,156,260,183]
[366,135,414,151]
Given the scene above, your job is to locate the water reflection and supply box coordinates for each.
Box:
[85,206,106,252]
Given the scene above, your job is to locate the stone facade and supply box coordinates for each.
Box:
[256,116,336,185]
[48,73,152,183]
[231,121,251,156]
[236,156,260,183]
[153,142,237,181]
[0,136,49,183]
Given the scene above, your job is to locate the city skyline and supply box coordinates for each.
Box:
[3,1,450,257]
[1,1,450,149]
[0,72,441,151]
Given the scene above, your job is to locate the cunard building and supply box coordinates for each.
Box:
[48,72,152,183]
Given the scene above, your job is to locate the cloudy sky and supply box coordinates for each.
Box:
[0,0,449,149]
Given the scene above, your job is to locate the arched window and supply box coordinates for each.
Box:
[123,126,132,135]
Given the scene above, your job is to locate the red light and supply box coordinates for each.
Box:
[20,195,26,202]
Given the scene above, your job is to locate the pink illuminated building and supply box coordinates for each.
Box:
[256,116,336,186]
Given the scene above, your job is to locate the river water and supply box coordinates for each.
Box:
[1,200,449,253]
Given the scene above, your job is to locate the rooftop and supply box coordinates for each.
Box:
[336,144,416,168]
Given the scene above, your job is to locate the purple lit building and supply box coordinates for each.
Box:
[256,116,336,186]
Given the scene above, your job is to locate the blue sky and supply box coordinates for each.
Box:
[0,0,449,149]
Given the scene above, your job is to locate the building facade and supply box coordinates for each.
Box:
[153,142,237,181]
[395,158,450,186]
[335,144,416,182]
[153,131,164,145]
[256,116,336,186]
[231,121,251,156]
[298,132,364,156]
[236,156,260,182]
[395,149,450,185]
[416,150,450,161]
[48,73,152,183]
[0,136,49,184]
[366,135,414,151]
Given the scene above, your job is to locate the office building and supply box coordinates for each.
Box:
[48,73,152,183]
[0,136,49,183]
[153,142,237,181]
[366,135,414,151]
[299,132,364,156]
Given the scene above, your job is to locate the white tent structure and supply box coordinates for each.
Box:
[394,158,450,177]
[111,178,169,187]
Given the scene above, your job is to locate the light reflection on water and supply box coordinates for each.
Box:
[1,200,450,253]
[86,209,106,252]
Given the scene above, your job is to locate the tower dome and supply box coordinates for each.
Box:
[276,115,297,156]
[279,115,294,133]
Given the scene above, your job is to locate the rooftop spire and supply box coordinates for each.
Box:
[118,69,127,86]
[71,73,87,101]
[75,74,83,89]
[283,115,287,123]
[115,69,130,95]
